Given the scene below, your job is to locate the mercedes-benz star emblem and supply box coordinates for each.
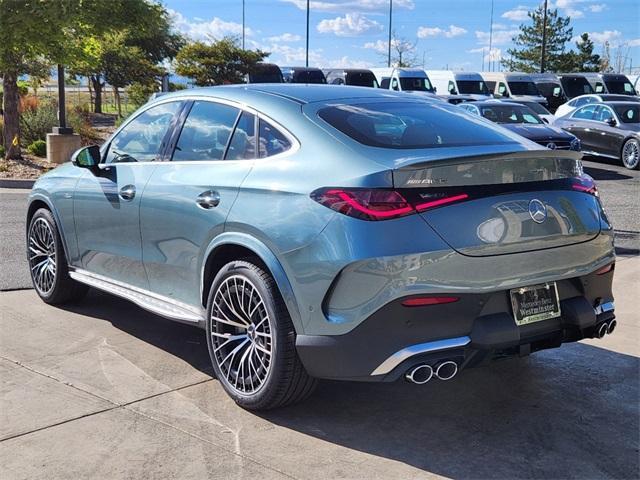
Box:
[546,142,557,149]
[529,199,547,224]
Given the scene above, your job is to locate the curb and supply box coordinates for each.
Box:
[0,178,35,189]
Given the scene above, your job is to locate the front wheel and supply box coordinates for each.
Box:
[621,138,640,170]
[27,208,88,304]
[205,260,317,410]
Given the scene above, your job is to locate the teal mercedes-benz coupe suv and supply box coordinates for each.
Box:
[27,85,616,410]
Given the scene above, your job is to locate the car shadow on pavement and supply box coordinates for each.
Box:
[59,290,214,376]
[261,344,639,479]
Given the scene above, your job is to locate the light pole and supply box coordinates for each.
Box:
[306,0,310,67]
[387,0,393,67]
[242,0,245,49]
[540,0,549,73]
[488,0,494,71]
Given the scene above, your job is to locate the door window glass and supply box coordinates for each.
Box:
[594,106,614,123]
[595,82,605,93]
[498,83,507,96]
[172,101,239,161]
[572,105,597,120]
[225,111,257,160]
[105,102,181,163]
[258,119,292,158]
[391,78,399,91]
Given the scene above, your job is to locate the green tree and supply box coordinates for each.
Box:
[174,37,269,86]
[502,6,574,73]
[0,0,165,159]
[573,33,601,72]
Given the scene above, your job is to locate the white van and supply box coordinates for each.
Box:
[426,70,492,99]
[480,72,548,106]
[370,68,436,94]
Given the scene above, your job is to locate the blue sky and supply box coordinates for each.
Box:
[164,0,640,72]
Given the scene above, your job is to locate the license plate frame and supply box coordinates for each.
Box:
[510,282,561,326]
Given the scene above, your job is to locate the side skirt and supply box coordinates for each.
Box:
[69,268,205,326]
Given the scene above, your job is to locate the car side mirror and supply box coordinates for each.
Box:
[71,145,101,174]
[606,118,617,126]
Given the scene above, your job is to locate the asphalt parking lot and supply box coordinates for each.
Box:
[1,157,639,479]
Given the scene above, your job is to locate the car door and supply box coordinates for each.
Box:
[591,105,626,156]
[563,104,598,150]
[140,99,256,307]
[73,101,183,288]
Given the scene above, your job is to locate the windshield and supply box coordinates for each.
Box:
[345,72,378,87]
[561,77,594,97]
[605,80,637,95]
[400,77,434,92]
[519,102,551,115]
[293,70,326,84]
[318,101,519,149]
[250,68,283,83]
[480,105,543,124]
[613,105,640,123]
[457,80,490,95]
[507,81,540,96]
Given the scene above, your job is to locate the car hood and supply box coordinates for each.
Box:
[500,123,575,141]
[510,95,547,104]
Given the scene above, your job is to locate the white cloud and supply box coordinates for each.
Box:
[628,38,640,47]
[468,46,502,62]
[317,13,382,36]
[587,29,623,45]
[265,33,302,42]
[475,29,519,46]
[587,3,607,12]
[501,6,530,21]
[363,39,388,53]
[281,0,414,13]
[417,25,467,39]
[325,56,371,68]
[169,9,251,41]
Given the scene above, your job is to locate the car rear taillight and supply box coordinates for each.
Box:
[571,176,598,196]
[595,262,614,275]
[311,188,469,221]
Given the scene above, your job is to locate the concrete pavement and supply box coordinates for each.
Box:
[0,256,638,479]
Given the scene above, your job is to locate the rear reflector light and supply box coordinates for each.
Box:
[595,263,614,275]
[401,296,460,307]
[311,188,469,221]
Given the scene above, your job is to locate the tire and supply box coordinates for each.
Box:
[205,260,317,410]
[621,138,640,170]
[27,208,88,304]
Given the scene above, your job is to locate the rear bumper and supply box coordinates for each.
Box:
[296,266,615,381]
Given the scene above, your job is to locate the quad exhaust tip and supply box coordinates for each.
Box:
[405,361,459,384]
[597,322,608,339]
[607,319,617,335]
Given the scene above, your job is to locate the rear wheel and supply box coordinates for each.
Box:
[621,138,640,170]
[205,260,316,410]
[27,208,88,304]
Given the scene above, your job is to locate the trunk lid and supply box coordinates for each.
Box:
[393,150,602,257]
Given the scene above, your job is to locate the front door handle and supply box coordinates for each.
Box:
[196,190,220,209]
[119,184,136,201]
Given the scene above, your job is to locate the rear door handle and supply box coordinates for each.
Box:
[119,185,136,201]
[196,190,220,209]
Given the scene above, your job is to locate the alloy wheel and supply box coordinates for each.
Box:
[210,274,273,395]
[28,217,57,295]
[622,139,640,169]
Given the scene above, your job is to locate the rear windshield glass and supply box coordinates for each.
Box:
[613,105,640,123]
[605,80,636,95]
[345,72,379,88]
[400,77,434,92]
[293,70,326,84]
[318,101,519,149]
[561,77,594,97]
[508,81,540,96]
[480,105,543,124]
[457,80,490,95]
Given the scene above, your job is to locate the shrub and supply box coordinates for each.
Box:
[128,82,157,108]
[19,104,57,146]
[0,145,6,159]
[27,139,47,157]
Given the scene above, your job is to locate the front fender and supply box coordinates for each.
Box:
[201,232,304,334]
[27,190,75,263]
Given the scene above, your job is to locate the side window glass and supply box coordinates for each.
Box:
[448,81,456,94]
[258,119,292,158]
[391,78,399,91]
[380,78,390,89]
[573,105,597,120]
[594,106,613,123]
[595,82,605,93]
[498,83,507,96]
[225,111,256,160]
[105,102,180,164]
[172,101,239,161]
